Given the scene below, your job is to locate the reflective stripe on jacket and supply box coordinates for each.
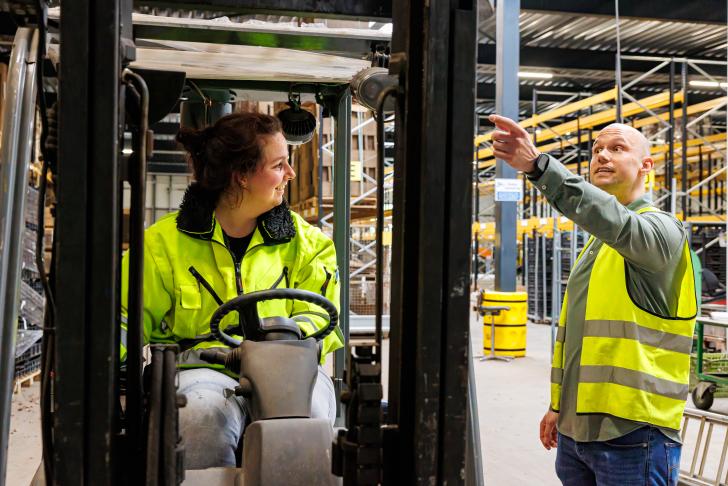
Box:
[550,206,697,430]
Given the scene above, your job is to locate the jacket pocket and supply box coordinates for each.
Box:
[179,285,202,309]
[173,285,204,339]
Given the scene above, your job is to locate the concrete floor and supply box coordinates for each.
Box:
[471,315,560,485]
[7,381,41,485]
[7,311,728,485]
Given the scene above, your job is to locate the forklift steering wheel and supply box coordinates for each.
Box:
[208,288,338,347]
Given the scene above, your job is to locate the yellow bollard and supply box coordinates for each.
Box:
[481,290,528,358]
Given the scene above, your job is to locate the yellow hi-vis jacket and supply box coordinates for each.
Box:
[550,206,697,430]
[120,183,344,371]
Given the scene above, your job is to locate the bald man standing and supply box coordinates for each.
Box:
[489,115,697,486]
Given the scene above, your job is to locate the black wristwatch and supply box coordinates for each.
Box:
[526,153,549,179]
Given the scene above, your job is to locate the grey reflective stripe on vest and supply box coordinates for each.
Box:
[551,367,563,384]
[583,320,692,355]
[120,326,127,350]
[555,326,565,343]
[579,365,688,400]
[293,315,315,329]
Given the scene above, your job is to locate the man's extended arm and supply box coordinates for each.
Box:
[488,114,683,273]
[529,155,684,272]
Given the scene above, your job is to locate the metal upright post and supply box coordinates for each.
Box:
[0,28,35,485]
[55,1,123,481]
[473,170,480,289]
[531,228,543,319]
[681,61,689,219]
[667,61,675,213]
[529,89,538,219]
[332,89,351,424]
[494,0,520,292]
[317,106,325,226]
[576,116,582,176]
[615,0,623,123]
[356,109,365,197]
[386,0,477,481]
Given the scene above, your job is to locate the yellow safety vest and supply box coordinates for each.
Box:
[550,206,697,430]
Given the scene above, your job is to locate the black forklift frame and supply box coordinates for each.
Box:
[51,0,478,484]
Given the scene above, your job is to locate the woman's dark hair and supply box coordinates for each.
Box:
[176,112,282,194]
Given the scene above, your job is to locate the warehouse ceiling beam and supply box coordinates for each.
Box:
[477,45,728,78]
[475,87,617,145]
[520,0,726,24]
[136,0,392,21]
[477,95,727,172]
[476,83,591,101]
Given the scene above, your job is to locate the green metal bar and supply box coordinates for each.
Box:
[697,320,704,376]
[694,320,728,385]
[332,88,351,425]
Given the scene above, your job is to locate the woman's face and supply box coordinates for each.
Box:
[241,132,295,215]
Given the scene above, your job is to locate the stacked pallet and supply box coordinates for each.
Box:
[525,229,587,323]
[15,185,46,389]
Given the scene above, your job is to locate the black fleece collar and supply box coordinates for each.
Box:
[176,182,296,245]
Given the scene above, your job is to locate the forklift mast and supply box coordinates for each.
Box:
[44,0,478,484]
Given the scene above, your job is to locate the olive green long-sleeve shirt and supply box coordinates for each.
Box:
[531,155,687,442]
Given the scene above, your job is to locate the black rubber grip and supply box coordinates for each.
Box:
[199,349,227,365]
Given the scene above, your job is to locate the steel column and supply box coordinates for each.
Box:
[317,106,325,225]
[473,170,480,288]
[386,0,477,482]
[332,89,351,422]
[681,61,689,218]
[494,0,520,292]
[0,28,35,486]
[55,1,122,482]
[614,0,623,123]
[667,61,675,213]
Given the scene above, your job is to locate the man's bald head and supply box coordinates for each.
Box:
[599,123,651,160]
[590,123,655,204]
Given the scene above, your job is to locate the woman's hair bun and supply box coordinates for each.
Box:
[176,126,212,156]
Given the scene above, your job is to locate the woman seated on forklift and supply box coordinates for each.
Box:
[120,111,344,469]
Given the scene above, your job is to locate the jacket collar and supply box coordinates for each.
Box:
[176,182,296,245]
[627,195,653,212]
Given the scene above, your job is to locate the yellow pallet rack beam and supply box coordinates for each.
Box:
[525,97,727,162]
[472,214,726,242]
[473,87,618,147]
[477,90,684,166]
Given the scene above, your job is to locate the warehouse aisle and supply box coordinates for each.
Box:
[471,313,560,485]
[8,312,727,485]
[7,381,41,485]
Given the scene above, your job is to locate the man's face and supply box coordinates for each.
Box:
[589,125,648,195]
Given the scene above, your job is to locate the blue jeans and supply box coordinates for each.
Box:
[555,427,681,486]
[178,366,336,469]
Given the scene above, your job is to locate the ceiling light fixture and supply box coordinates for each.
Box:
[518,71,553,79]
[277,92,317,146]
[689,80,727,88]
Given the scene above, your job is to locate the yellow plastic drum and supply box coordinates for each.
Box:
[481,290,528,358]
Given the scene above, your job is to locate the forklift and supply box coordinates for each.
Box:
[0,0,481,484]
